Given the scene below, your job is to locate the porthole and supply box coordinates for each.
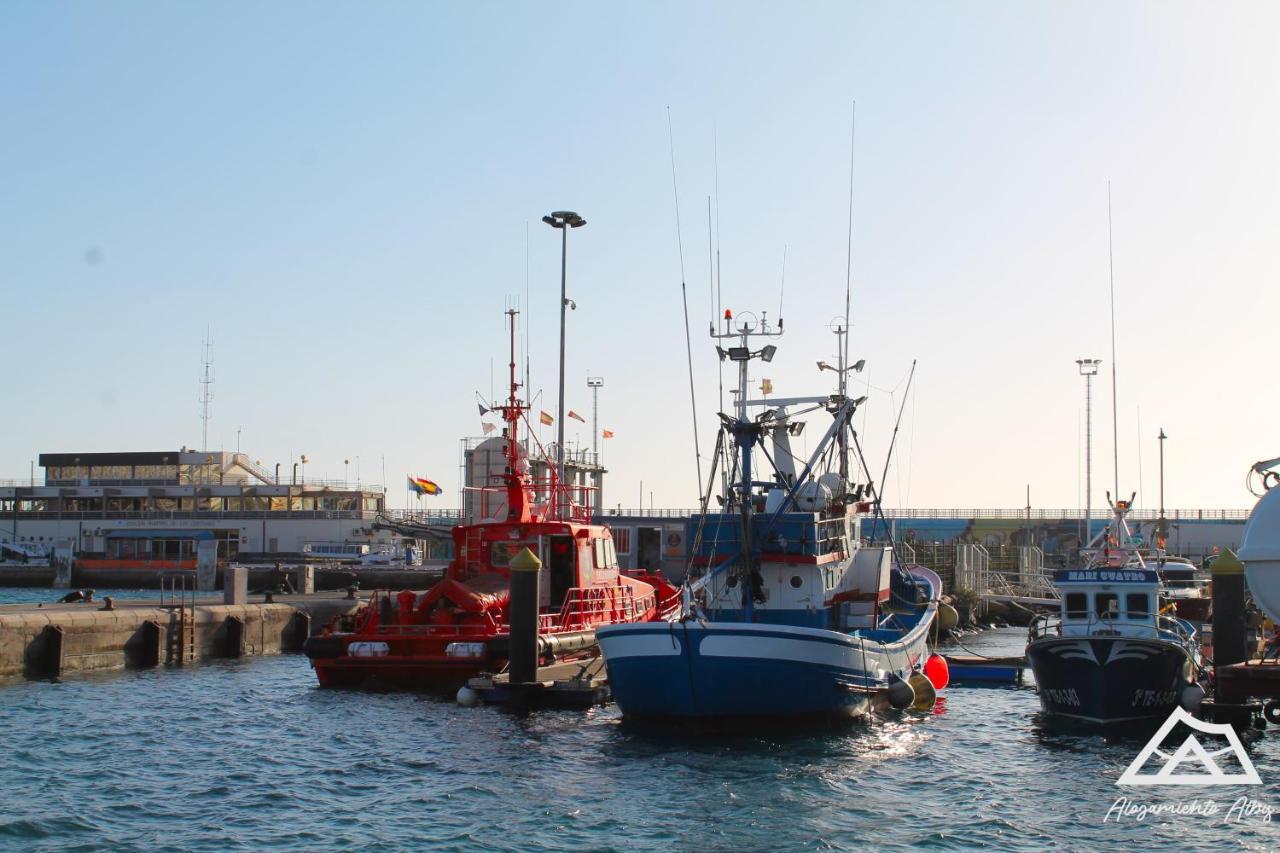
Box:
[790,576,803,588]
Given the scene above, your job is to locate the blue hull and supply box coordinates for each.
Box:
[597,619,932,721]
[1026,636,1191,724]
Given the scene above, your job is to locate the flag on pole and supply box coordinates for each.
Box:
[540,411,554,425]
[482,422,496,435]
[568,410,586,423]
[478,402,489,416]
[408,476,443,496]
[602,429,614,439]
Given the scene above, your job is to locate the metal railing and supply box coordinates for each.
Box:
[591,507,1253,521]
[1029,611,1195,645]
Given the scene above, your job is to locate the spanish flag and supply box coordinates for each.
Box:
[540,411,554,426]
[408,476,442,496]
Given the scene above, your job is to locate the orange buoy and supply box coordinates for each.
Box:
[923,654,950,690]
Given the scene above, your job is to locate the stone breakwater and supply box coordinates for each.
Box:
[0,594,362,683]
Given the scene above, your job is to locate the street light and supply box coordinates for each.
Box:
[1076,358,1102,544]
[544,210,586,519]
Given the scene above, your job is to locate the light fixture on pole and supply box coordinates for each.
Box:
[1076,358,1102,544]
[543,210,586,519]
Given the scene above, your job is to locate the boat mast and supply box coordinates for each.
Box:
[501,309,531,523]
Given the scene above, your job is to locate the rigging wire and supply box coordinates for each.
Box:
[667,107,705,499]
[863,361,916,540]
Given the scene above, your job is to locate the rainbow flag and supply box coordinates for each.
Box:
[408,476,442,496]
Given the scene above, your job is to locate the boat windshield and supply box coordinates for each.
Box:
[490,540,539,567]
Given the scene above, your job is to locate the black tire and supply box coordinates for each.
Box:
[1263,701,1280,726]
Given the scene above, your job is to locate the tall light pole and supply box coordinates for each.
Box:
[588,376,604,463]
[1077,358,1101,545]
[542,210,586,519]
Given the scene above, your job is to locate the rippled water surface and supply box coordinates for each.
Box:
[1,613,1277,850]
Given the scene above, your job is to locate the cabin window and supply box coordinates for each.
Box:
[489,540,537,567]
[1095,593,1119,619]
[1126,593,1150,618]
[1065,593,1087,618]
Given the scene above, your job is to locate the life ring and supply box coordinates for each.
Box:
[1264,700,1280,726]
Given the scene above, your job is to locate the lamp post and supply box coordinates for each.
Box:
[1076,358,1102,545]
[1158,427,1167,524]
[542,210,586,519]
[587,376,604,463]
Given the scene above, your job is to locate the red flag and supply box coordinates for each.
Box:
[568,410,586,423]
[602,429,614,439]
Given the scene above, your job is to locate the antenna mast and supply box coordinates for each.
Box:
[200,327,214,452]
[1107,182,1119,499]
[840,102,857,481]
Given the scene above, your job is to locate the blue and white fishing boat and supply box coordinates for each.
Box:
[597,314,944,722]
[1026,496,1204,724]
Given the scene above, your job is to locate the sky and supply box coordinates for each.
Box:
[2,2,1277,512]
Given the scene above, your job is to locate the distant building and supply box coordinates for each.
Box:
[0,449,392,563]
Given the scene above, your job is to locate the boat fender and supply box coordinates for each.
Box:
[1263,700,1280,726]
[886,673,916,710]
[456,686,480,707]
[923,654,950,690]
[908,672,936,711]
[937,603,959,631]
[1180,683,1206,712]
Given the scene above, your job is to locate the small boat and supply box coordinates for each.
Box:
[304,310,679,690]
[1155,556,1212,623]
[598,314,946,722]
[1026,498,1204,724]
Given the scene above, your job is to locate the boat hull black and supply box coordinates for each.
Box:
[1026,635,1191,724]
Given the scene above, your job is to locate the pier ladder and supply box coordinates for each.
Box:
[160,574,197,664]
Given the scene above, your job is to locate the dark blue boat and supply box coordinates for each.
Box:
[1026,500,1204,724]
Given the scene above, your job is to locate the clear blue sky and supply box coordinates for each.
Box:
[2,2,1277,511]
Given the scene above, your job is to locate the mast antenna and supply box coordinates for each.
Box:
[1108,182,1119,499]
[668,106,705,498]
[199,326,214,452]
[839,101,857,481]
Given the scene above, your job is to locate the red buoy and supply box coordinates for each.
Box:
[924,654,950,690]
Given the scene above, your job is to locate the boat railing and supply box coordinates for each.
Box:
[1029,611,1195,645]
[538,584,657,632]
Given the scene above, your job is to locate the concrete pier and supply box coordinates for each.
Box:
[0,592,367,684]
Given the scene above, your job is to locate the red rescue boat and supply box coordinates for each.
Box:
[304,309,679,690]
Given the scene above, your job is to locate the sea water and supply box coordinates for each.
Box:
[0,617,1276,850]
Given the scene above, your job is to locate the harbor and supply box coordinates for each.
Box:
[6,1,1280,849]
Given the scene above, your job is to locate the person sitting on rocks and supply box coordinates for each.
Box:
[59,590,85,603]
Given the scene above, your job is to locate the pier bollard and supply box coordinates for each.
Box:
[224,566,248,605]
[1211,550,1248,682]
[293,565,315,595]
[196,541,218,591]
[508,547,542,685]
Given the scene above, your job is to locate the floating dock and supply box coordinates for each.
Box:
[466,656,610,709]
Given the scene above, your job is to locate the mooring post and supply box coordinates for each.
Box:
[196,540,218,591]
[224,565,248,605]
[508,547,542,685]
[1211,549,1248,695]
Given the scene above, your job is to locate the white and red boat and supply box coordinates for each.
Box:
[304,310,679,689]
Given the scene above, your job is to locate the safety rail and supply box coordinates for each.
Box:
[538,585,655,632]
[1028,611,1196,645]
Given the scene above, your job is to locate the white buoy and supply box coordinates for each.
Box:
[456,685,480,707]
[1180,683,1205,712]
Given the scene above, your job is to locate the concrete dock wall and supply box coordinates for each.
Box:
[0,595,362,684]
